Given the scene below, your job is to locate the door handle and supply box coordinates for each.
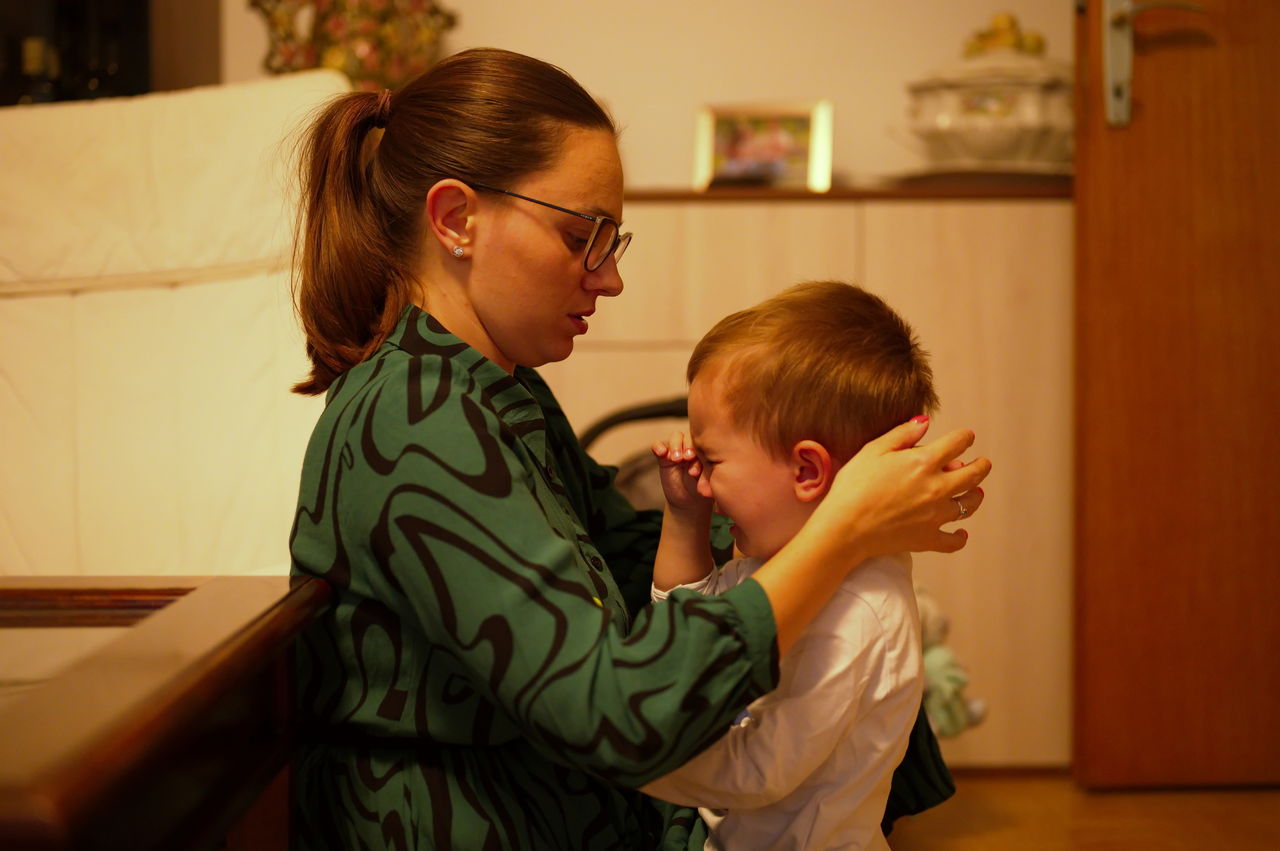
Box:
[1104,0,1208,127]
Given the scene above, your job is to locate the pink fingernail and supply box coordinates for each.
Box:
[910,415,929,424]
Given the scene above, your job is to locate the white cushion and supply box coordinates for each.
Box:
[0,70,349,576]
[0,69,349,295]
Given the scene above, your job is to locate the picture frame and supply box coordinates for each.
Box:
[693,100,834,192]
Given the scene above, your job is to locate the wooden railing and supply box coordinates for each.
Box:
[0,575,330,851]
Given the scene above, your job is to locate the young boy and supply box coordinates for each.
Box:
[640,280,940,850]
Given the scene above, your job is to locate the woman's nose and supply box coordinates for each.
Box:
[586,256,624,297]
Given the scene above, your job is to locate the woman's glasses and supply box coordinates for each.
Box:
[467,181,631,272]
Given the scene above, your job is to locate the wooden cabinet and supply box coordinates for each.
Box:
[540,189,1074,767]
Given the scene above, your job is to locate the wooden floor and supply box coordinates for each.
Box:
[888,771,1280,850]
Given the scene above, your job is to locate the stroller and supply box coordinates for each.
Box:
[578,395,688,513]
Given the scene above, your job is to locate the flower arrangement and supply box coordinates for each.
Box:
[250,0,458,91]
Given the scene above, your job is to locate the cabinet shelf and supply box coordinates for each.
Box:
[626,174,1072,202]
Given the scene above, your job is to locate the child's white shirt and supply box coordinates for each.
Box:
[641,553,922,851]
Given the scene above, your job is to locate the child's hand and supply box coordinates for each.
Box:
[652,431,712,516]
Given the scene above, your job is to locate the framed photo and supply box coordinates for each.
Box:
[694,100,833,192]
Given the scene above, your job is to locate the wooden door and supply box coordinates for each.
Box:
[1074,0,1280,787]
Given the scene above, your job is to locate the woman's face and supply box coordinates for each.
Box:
[466,126,625,371]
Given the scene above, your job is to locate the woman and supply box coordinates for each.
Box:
[289,48,988,850]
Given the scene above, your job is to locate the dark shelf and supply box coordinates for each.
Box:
[627,173,1073,202]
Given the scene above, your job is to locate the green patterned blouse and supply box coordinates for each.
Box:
[290,306,781,849]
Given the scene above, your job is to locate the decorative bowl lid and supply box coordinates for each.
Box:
[908,13,1072,91]
[909,51,1072,90]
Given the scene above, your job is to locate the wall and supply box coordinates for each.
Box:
[220,0,1073,185]
[222,0,269,83]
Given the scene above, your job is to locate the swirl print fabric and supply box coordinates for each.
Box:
[289,306,780,849]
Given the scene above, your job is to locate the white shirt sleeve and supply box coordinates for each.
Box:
[650,557,756,602]
[640,594,886,810]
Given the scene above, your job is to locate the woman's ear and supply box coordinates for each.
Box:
[791,440,834,502]
[423,179,476,256]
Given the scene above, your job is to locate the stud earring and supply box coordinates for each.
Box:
[452,245,466,258]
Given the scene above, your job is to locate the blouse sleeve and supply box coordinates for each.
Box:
[638,607,881,809]
[325,365,778,788]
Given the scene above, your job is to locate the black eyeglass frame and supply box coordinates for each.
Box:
[466,180,632,272]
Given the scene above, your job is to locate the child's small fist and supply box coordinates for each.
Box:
[652,432,710,512]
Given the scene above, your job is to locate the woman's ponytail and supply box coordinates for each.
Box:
[291,89,412,395]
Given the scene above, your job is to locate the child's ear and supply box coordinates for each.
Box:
[791,440,833,502]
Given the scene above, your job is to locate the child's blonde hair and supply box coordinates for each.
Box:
[687,281,938,464]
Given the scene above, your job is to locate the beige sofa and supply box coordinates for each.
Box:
[0,70,350,577]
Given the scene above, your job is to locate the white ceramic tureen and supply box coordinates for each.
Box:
[906,13,1073,172]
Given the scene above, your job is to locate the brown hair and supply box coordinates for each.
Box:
[687,281,939,464]
[291,48,616,394]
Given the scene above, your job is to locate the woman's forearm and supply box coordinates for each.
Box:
[749,512,868,656]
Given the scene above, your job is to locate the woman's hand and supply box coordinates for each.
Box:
[652,432,712,516]
[752,415,990,656]
[813,415,991,559]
